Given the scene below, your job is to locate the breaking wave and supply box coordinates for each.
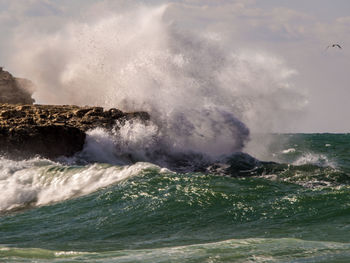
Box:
[0,156,163,212]
[9,4,305,159]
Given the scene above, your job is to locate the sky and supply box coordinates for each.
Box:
[0,0,349,133]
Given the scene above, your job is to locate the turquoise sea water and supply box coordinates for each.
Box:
[1,134,350,262]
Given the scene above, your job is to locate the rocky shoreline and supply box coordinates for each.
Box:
[0,68,272,177]
[0,68,150,159]
[0,104,149,159]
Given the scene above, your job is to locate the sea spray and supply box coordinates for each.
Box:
[77,122,211,170]
[9,4,306,159]
[77,128,123,165]
[76,121,159,165]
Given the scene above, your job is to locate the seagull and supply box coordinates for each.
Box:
[326,44,342,50]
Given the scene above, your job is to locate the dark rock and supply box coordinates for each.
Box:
[225,152,261,176]
[106,108,124,118]
[0,125,85,159]
[223,152,283,177]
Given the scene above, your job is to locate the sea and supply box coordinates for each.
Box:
[0,133,349,262]
[1,3,349,262]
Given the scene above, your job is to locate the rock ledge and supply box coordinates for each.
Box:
[0,104,149,159]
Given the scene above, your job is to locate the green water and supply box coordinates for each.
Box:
[0,134,350,262]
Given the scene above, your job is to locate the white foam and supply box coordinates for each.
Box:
[65,121,161,165]
[0,157,160,212]
[113,119,160,159]
[293,153,336,168]
[282,148,296,154]
[54,251,86,257]
[78,127,123,164]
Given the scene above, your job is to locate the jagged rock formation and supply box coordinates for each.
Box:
[0,104,149,159]
[0,68,35,104]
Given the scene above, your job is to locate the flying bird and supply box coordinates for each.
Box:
[326,44,342,50]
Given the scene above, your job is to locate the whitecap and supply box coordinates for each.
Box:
[0,157,163,212]
[282,148,296,154]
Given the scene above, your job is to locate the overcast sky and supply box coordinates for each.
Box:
[0,0,349,133]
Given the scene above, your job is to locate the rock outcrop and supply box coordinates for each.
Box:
[0,68,35,104]
[0,104,149,159]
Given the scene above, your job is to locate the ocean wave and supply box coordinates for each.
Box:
[0,157,162,212]
[1,238,350,262]
[1,167,349,256]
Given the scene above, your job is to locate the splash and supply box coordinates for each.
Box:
[9,4,305,159]
[293,153,336,168]
[76,122,159,165]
